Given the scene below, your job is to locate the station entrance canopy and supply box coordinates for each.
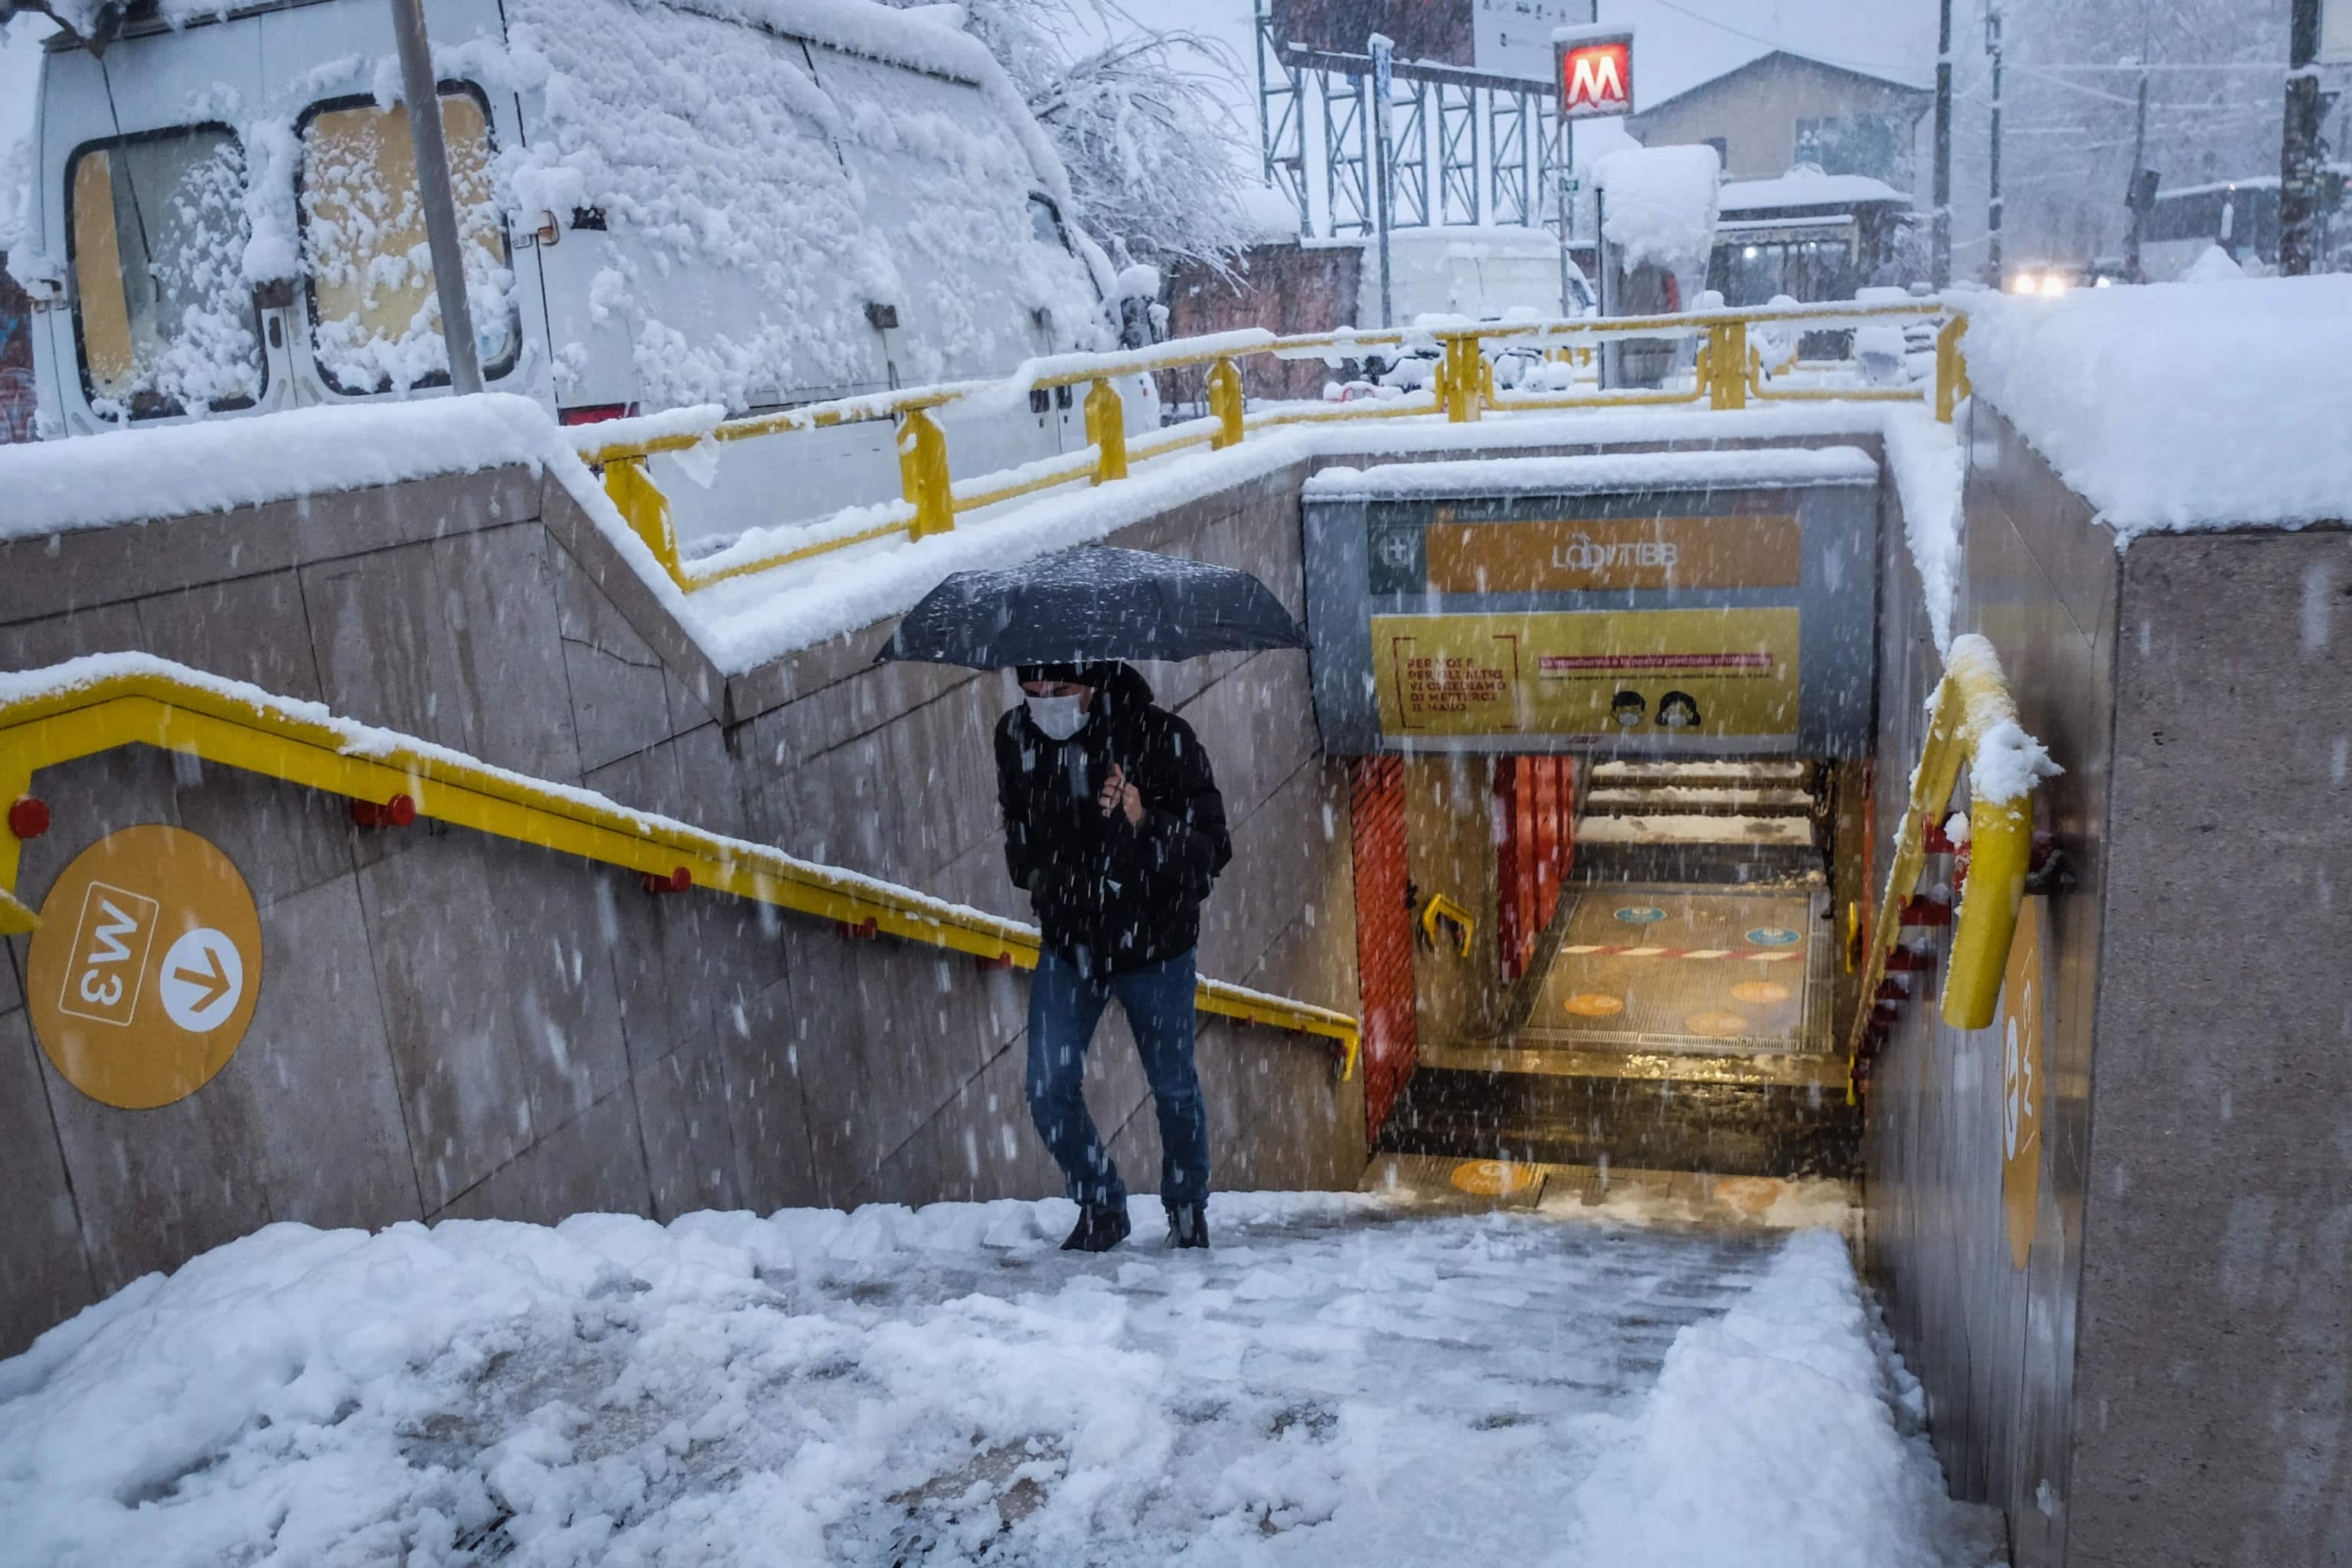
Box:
[1300,449,1881,757]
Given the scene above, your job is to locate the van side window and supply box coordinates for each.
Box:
[298,87,517,394]
[1027,194,1070,252]
[67,125,263,419]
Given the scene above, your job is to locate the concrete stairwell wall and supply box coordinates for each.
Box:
[1864,401,2352,1566]
[0,460,1364,1358]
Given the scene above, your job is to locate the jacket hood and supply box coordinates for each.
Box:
[1091,662,1156,720]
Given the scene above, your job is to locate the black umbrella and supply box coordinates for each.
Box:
[875,547,1307,670]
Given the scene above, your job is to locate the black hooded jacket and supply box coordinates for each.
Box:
[994,664,1231,975]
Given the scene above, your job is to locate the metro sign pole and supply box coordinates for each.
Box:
[1553,26,1632,367]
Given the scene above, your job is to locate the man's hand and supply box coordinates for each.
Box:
[1098,763,1143,825]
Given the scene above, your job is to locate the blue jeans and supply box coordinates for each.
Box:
[1026,947,1210,1210]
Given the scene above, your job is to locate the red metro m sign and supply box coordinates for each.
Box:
[1556,30,1633,119]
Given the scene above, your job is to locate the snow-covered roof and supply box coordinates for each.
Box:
[1626,48,1930,122]
[1955,276,2352,540]
[1717,172,1913,214]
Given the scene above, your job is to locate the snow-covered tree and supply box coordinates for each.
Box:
[894,0,1256,270]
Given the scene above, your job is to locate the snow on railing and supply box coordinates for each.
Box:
[1847,633,2060,1102]
[0,655,1362,1070]
[576,299,1962,595]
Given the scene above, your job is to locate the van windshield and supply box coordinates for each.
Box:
[299,90,516,394]
[68,126,263,419]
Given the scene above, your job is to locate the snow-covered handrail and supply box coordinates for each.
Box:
[573,299,1962,590]
[0,656,1361,1071]
[1847,634,2059,1101]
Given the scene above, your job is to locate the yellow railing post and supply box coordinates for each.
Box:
[1085,377,1129,482]
[1708,318,1748,410]
[601,457,683,581]
[1439,335,1483,422]
[897,407,954,539]
[1936,315,1971,423]
[1206,357,1245,450]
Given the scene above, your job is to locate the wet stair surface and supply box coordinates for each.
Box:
[1383,759,1858,1181]
[1567,759,1825,886]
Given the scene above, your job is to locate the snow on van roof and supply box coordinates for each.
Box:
[8,0,1109,416]
[501,0,1108,410]
[1954,275,2352,540]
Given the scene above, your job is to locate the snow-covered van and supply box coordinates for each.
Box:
[1,0,1155,547]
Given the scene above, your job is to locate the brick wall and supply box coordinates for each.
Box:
[1161,241,1367,406]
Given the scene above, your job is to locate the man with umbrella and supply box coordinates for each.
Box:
[879,546,1308,1254]
[999,658,1229,1252]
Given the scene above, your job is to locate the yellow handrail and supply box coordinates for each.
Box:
[1847,634,2041,1100]
[0,662,1361,1074]
[583,298,1963,593]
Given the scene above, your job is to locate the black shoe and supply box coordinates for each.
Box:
[1060,1203,1132,1253]
[1166,1203,1210,1250]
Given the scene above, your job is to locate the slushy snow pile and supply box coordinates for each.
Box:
[1593,145,1723,268]
[0,1194,1998,1566]
[1954,276,2352,541]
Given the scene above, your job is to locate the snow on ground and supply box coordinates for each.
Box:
[0,1194,1998,1567]
[1953,275,2352,542]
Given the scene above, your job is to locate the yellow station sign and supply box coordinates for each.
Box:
[1423,513,1802,594]
[27,825,263,1109]
[1369,607,1802,740]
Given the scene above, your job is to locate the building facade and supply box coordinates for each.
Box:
[1625,50,1931,190]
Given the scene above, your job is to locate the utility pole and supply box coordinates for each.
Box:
[2282,0,2324,274]
[1984,4,2004,284]
[388,0,482,394]
[1370,33,1396,328]
[1932,0,1952,286]
[2125,68,2149,279]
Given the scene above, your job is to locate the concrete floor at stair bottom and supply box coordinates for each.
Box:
[1519,885,1828,1055]
[1360,1153,1861,1241]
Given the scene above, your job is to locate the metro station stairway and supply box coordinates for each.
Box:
[1569,759,1826,886]
[1380,758,1859,1181]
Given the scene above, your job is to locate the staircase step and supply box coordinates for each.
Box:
[1382,1059,1859,1178]
[1583,786,1815,816]
[1588,760,1810,786]
[1573,813,1813,846]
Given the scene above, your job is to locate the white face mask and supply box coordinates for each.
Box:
[1025,692,1090,740]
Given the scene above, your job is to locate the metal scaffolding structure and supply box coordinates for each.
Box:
[1439,81,1481,226]
[1321,70,1373,237]
[1391,80,1431,230]
[1253,0,1306,231]
[1489,90,1533,228]
[1258,18,1566,242]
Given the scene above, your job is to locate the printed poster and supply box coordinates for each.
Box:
[1371,608,1801,740]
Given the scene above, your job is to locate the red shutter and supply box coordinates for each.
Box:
[1494,756,1577,981]
[1348,757,1417,1139]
